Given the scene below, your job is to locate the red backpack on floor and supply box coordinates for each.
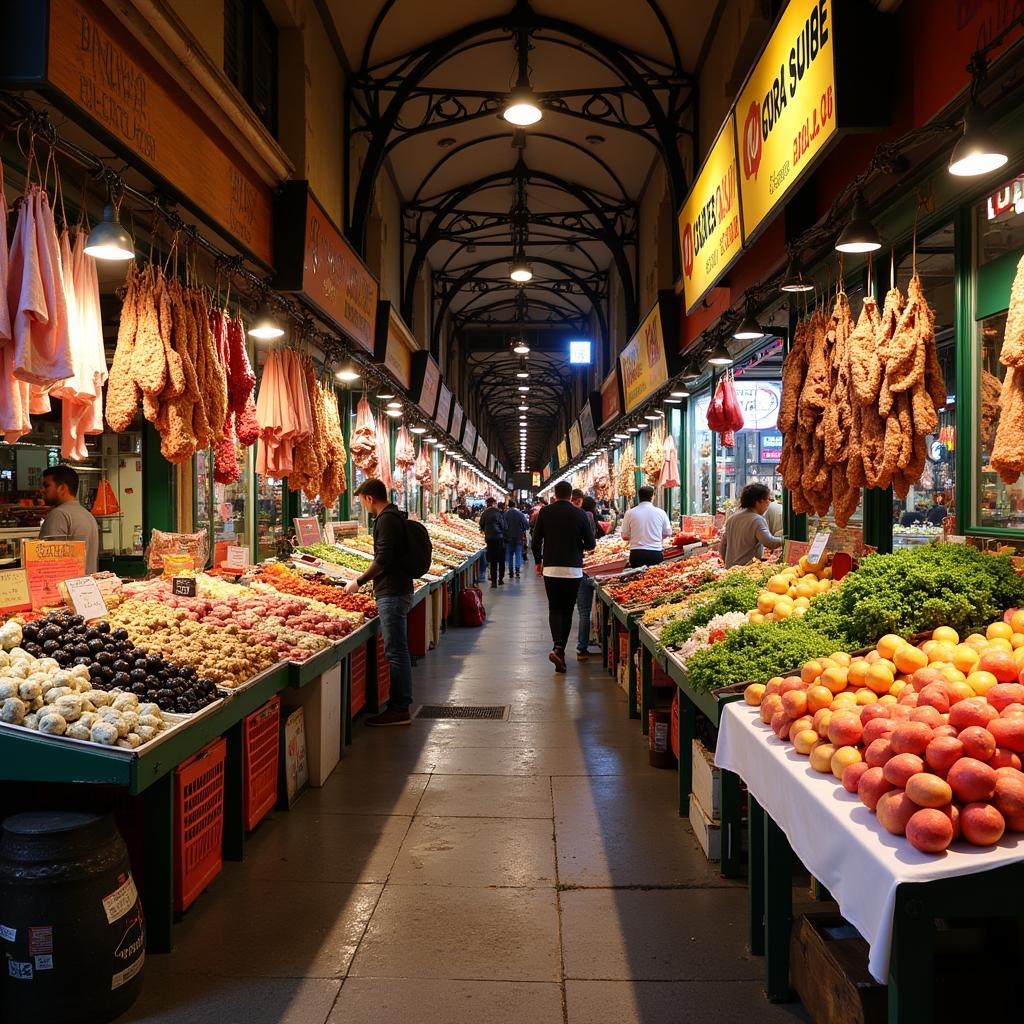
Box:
[459,586,486,627]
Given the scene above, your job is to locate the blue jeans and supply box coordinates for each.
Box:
[376,593,413,711]
[506,541,522,574]
[576,576,596,653]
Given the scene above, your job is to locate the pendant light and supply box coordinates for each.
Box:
[248,299,285,340]
[733,309,764,341]
[513,340,530,355]
[84,202,135,261]
[780,258,814,293]
[949,101,1008,177]
[377,388,396,400]
[670,388,690,398]
[516,357,529,378]
[707,340,733,367]
[835,194,881,254]
[509,256,533,283]
[335,365,360,382]
[503,81,542,126]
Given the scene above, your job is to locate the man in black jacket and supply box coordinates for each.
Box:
[344,479,414,726]
[532,480,597,673]
[479,496,506,588]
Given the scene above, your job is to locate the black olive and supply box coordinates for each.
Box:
[38,625,61,643]
[54,650,72,667]
[131,682,147,695]
[22,643,42,658]
[86,638,104,654]
[21,626,38,643]
[112,628,128,641]
[144,656,161,672]
[95,651,112,666]
[157,688,175,703]
[46,611,61,623]
[89,663,105,678]
[128,668,147,683]
[112,660,130,674]
[41,639,60,654]
[66,614,83,627]
[111,671,130,688]
[71,657,90,667]
[96,621,110,634]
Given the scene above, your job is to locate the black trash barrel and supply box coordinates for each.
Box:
[0,811,145,1024]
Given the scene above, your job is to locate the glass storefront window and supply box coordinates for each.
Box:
[891,224,956,545]
[257,475,285,560]
[977,172,1024,268]
[687,389,713,515]
[195,448,252,565]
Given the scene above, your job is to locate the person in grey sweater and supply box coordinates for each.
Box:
[720,483,783,568]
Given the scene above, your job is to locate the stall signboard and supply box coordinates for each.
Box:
[274,181,378,352]
[463,420,476,454]
[372,302,415,390]
[435,384,452,432]
[542,465,551,482]
[532,471,541,487]
[293,517,322,547]
[759,431,784,462]
[735,0,837,241]
[679,113,743,313]
[450,401,464,441]
[620,300,671,413]
[476,439,488,466]
[22,540,86,610]
[0,0,275,266]
[225,545,250,569]
[569,421,583,459]
[410,351,441,417]
[557,439,568,467]
[579,400,598,447]
[600,366,623,427]
[0,570,30,614]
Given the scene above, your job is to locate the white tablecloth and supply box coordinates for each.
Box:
[715,701,1024,981]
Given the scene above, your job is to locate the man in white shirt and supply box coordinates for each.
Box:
[620,485,673,568]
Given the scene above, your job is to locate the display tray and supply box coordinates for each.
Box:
[0,696,225,759]
[216,661,288,697]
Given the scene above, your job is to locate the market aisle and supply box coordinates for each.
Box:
[124,575,806,1024]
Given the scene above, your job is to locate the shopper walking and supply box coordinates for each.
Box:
[532,480,596,673]
[620,485,672,568]
[764,493,784,537]
[479,496,507,587]
[345,479,414,726]
[39,465,100,574]
[503,501,529,578]
[571,491,601,660]
[719,482,784,568]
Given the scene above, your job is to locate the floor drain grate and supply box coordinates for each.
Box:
[416,705,509,721]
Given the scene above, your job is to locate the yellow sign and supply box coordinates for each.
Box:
[557,440,568,468]
[619,304,668,413]
[679,114,743,314]
[384,309,414,389]
[735,0,837,240]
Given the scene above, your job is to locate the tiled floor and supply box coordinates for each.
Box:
[124,573,807,1023]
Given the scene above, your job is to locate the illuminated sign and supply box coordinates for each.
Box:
[736,0,837,240]
[619,304,668,413]
[569,340,592,364]
[759,432,784,463]
[679,113,743,314]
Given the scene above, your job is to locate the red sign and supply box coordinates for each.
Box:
[274,182,379,353]
[600,366,622,427]
[293,517,322,547]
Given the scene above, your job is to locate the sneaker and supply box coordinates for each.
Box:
[490,582,497,589]
[365,708,412,727]
[498,579,504,585]
[576,650,590,661]
[549,648,567,673]
[515,571,520,577]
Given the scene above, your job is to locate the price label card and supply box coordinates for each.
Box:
[63,576,108,621]
[23,540,87,610]
[293,517,322,547]
[0,569,31,613]
[807,531,831,565]
[323,522,337,545]
[172,577,197,597]
[225,545,250,569]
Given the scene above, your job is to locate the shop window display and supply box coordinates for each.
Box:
[195,447,251,566]
[893,224,956,545]
[687,388,713,515]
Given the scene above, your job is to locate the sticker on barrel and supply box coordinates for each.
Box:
[102,873,138,924]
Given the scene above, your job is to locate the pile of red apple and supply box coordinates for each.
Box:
[744,621,1024,854]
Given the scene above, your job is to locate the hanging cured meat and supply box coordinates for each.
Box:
[617,445,636,499]
[395,425,415,469]
[642,424,665,480]
[350,396,378,475]
[414,444,432,490]
[375,414,393,490]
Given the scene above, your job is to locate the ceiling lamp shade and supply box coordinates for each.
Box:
[503,82,543,126]
[335,366,360,382]
[410,426,427,434]
[707,341,733,367]
[670,389,690,398]
[377,388,397,400]
[949,103,1008,176]
[84,203,135,261]
[835,196,882,253]
[385,408,403,418]
[386,400,402,409]
[780,258,815,293]
[516,357,529,378]
[513,341,530,355]
[248,300,285,340]
[510,257,533,283]
[733,312,764,341]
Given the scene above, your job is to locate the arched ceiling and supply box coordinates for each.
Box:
[338,0,718,470]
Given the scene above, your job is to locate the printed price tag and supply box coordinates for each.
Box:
[807,531,831,565]
[323,522,337,545]
[172,577,197,598]
[293,517,322,547]
[0,569,30,613]
[23,540,86,610]
[63,577,108,621]
[225,545,249,569]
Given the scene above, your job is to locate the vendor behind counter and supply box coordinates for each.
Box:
[39,465,99,573]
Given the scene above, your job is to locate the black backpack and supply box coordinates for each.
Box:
[404,518,433,577]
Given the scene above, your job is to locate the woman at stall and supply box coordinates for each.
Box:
[719,482,783,568]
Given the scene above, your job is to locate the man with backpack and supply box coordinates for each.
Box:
[503,501,529,579]
[345,478,431,727]
[479,496,507,588]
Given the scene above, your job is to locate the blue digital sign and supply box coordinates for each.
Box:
[569,340,592,364]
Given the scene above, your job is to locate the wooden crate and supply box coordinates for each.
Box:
[691,738,721,820]
[688,792,720,861]
[789,914,886,1024]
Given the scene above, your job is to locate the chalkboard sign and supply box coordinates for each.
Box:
[172,577,197,597]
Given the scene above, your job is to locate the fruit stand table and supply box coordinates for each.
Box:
[660,652,746,879]
[716,700,1024,1023]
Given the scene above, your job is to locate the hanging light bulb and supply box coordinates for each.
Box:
[949,101,1008,176]
[513,340,530,355]
[410,426,427,434]
[509,256,533,283]
[681,362,701,384]
[248,299,285,341]
[377,388,396,400]
[386,400,402,409]
[707,340,734,366]
[780,258,815,293]
[335,365,360,382]
[733,310,764,341]
[84,202,135,261]
[670,389,690,398]
[835,194,881,253]
[516,357,529,378]
[503,78,542,126]
[385,408,403,418]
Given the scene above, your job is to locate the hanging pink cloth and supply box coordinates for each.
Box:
[658,433,681,488]
[375,415,393,490]
[0,159,11,347]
